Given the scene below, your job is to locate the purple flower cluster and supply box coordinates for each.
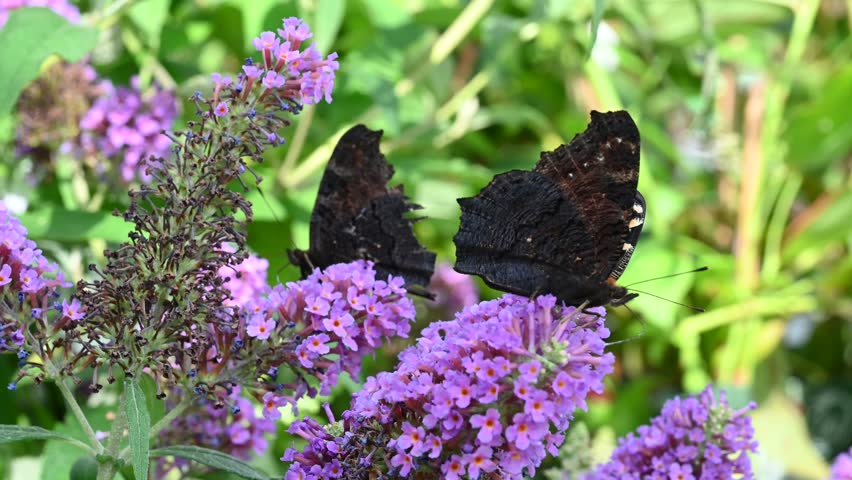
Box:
[259,260,415,396]
[216,244,269,307]
[832,447,852,480]
[156,386,275,478]
[79,77,178,183]
[0,0,80,28]
[283,294,615,479]
[150,260,416,475]
[0,201,73,357]
[582,386,758,480]
[248,17,339,105]
[428,262,479,315]
[194,260,415,416]
[207,17,339,133]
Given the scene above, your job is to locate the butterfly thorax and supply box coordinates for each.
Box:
[549,278,636,308]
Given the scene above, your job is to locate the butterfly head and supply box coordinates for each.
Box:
[604,277,638,307]
[287,249,314,277]
[608,288,639,306]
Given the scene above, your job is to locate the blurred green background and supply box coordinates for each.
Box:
[1,0,850,478]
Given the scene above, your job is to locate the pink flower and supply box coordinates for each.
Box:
[262,392,284,420]
[465,446,497,479]
[214,101,229,117]
[246,314,275,340]
[0,264,11,286]
[303,333,330,355]
[390,452,414,476]
[470,408,502,444]
[242,65,262,79]
[61,298,85,321]
[322,310,354,337]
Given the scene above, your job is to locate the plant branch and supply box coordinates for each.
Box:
[97,393,129,480]
[149,395,192,438]
[35,339,104,456]
[55,378,103,453]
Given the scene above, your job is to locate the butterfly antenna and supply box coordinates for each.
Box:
[624,287,705,312]
[605,304,646,346]
[253,184,282,225]
[623,266,708,287]
[250,183,299,278]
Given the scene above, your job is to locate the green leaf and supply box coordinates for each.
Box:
[139,375,165,428]
[124,380,151,480]
[751,392,831,478]
[310,0,345,53]
[785,65,852,172]
[782,190,852,261]
[19,207,132,243]
[0,8,98,116]
[41,405,115,480]
[360,0,412,28]
[127,0,171,50]
[150,446,270,480]
[0,425,79,444]
[226,0,282,49]
[586,0,606,60]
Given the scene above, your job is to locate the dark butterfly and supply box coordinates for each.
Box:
[453,110,645,307]
[287,124,437,297]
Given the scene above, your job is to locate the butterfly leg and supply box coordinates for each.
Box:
[561,300,590,326]
[604,312,647,346]
[574,305,606,331]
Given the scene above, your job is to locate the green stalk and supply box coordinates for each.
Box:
[278,0,495,188]
[35,339,103,454]
[97,394,128,480]
[720,0,819,383]
[673,291,817,342]
[91,0,134,30]
[280,104,316,175]
[762,172,802,281]
[55,378,104,453]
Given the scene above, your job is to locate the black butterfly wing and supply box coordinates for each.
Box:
[453,111,645,306]
[609,191,645,282]
[307,125,393,256]
[454,170,610,304]
[345,192,436,288]
[293,125,436,290]
[534,110,642,281]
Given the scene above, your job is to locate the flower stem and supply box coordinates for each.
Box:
[97,394,129,480]
[149,395,193,439]
[55,378,103,453]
